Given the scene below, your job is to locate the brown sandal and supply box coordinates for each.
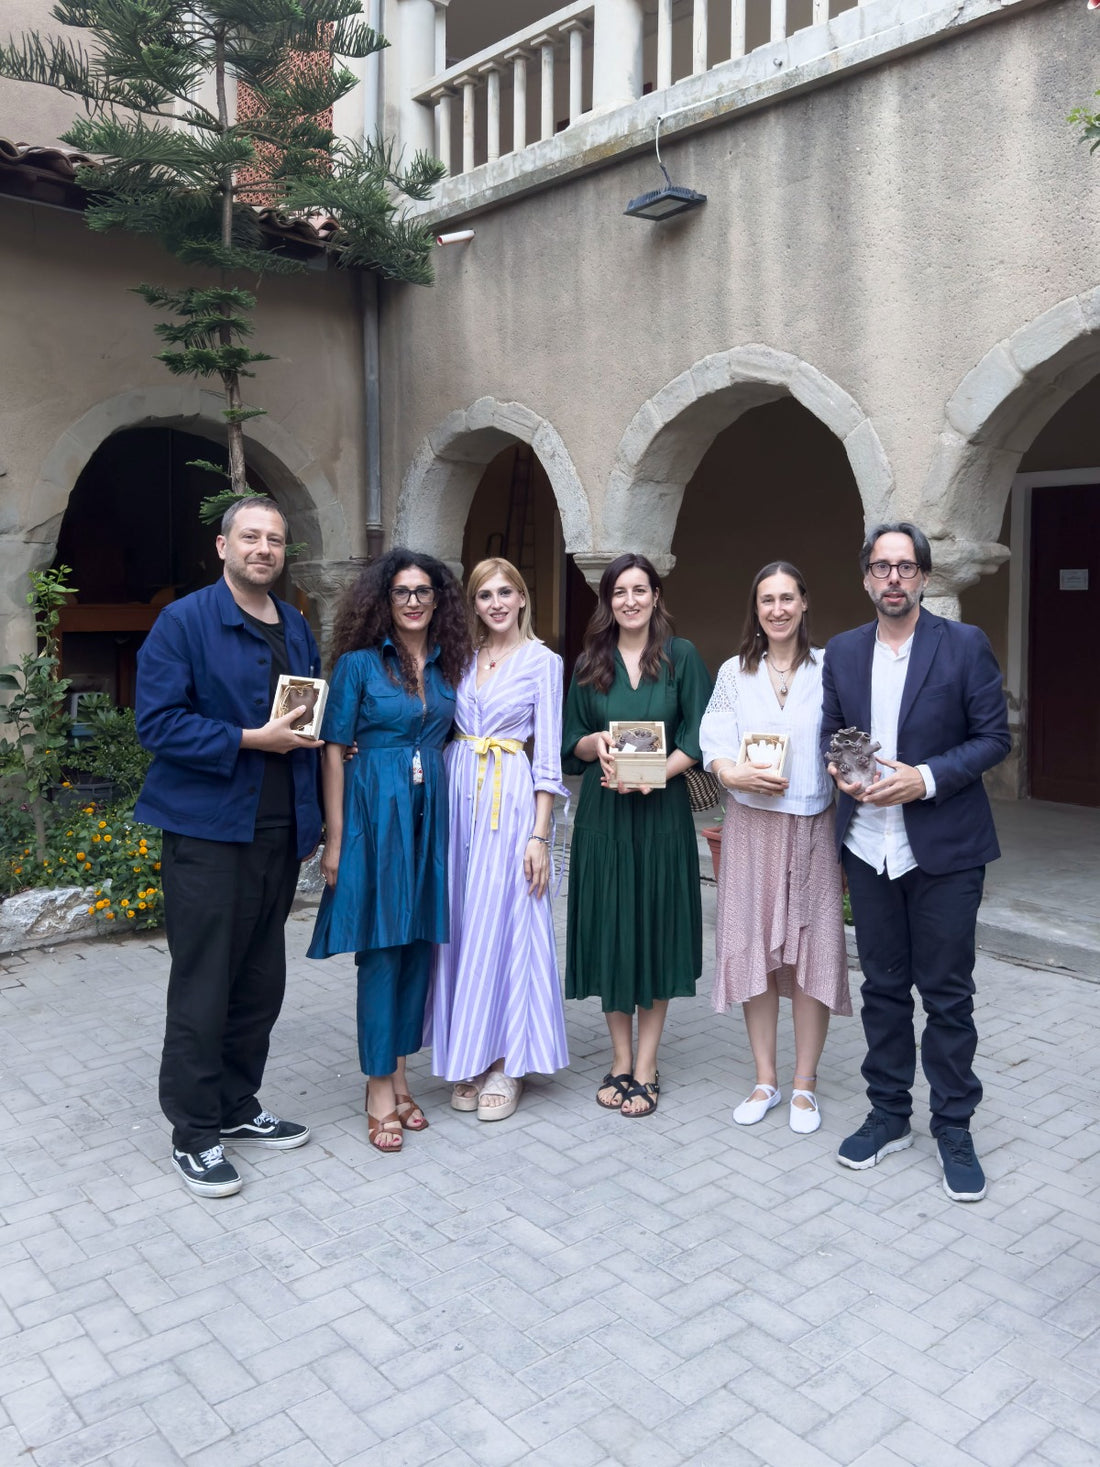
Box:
[394,1093,429,1131]
[367,1111,403,1152]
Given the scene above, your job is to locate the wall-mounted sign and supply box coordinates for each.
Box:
[1059,569,1089,591]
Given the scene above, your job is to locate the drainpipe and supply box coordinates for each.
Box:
[363,0,384,561]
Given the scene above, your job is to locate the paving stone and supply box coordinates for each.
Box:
[5,918,1100,1466]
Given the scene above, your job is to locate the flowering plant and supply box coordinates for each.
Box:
[4,799,162,929]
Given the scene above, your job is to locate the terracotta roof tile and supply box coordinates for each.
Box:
[0,137,340,254]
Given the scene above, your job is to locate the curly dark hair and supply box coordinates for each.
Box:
[576,553,676,695]
[329,548,472,691]
[736,561,815,675]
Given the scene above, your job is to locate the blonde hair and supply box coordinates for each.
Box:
[467,557,535,645]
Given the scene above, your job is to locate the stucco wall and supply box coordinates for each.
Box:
[378,0,1100,582]
[0,195,366,661]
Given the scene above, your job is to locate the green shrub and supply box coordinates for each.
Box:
[3,797,163,930]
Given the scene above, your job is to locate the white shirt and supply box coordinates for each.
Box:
[843,632,936,878]
[700,652,834,817]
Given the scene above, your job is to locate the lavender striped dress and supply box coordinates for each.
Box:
[426,641,570,1082]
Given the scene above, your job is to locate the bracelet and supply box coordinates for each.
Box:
[527,834,550,845]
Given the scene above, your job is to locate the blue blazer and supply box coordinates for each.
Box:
[135,577,323,857]
[820,610,1010,876]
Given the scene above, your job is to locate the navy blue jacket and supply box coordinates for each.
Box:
[134,577,323,857]
[820,610,1010,876]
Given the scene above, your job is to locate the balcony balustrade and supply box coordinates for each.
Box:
[412,0,867,180]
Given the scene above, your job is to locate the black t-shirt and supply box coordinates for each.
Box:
[241,607,295,830]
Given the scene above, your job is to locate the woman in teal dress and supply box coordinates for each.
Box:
[308,550,472,1152]
[562,553,713,1117]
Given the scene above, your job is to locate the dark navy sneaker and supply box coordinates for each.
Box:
[938,1127,987,1202]
[837,1108,914,1170]
[220,1110,310,1150]
[172,1144,242,1197]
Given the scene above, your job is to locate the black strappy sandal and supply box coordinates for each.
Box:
[619,1072,660,1118]
[596,1072,634,1109]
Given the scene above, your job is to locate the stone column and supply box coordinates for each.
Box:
[290,559,364,663]
[385,0,437,158]
[923,536,1010,621]
[572,549,676,591]
[591,0,644,111]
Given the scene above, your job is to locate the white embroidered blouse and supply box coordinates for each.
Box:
[698,651,834,817]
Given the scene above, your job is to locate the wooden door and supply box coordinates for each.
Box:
[1028,484,1100,805]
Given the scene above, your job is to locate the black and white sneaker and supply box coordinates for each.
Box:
[172,1144,242,1197]
[220,1110,310,1150]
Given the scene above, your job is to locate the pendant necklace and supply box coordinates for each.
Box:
[767,656,795,696]
[483,640,521,671]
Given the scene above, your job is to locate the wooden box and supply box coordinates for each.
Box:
[609,720,667,789]
[737,731,790,778]
[270,675,328,740]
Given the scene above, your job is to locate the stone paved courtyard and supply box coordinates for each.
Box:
[2,885,1099,1466]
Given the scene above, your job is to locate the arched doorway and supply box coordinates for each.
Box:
[52,426,292,707]
[998,375,1100,806]
[461,442,594,674]
[602,347,894,672]
[666,397,869,670]
[931,290,1100,805]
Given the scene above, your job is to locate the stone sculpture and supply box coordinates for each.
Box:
[826,726,881,792]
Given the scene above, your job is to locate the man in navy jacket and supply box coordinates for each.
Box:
[821,523,1009,1202]
[136,498,323,1197]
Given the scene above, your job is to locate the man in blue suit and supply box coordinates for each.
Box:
[136,498,323,1198]
[821,523,1009,1202]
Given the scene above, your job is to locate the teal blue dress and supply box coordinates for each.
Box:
[307,642,455,958]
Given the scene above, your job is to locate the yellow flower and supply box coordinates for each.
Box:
[76,851,85,860]
[66,829,73,836]
[120,899,129,907]
[83,805,94,814]
[13,866,22,875]
[126,910,134,919]
[105,912,115,920]
[137,901,146,910]
[87,905,95,915]
[62,782,71,789]
[92,834,101,843]
[84,862,92,871]
[153,862,161,871]
[103,835,112,843]
[95,899,108,910]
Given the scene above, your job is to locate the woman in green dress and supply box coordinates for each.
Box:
[562,553,713,1116]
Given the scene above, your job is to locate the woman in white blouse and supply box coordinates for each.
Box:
[699,562,850,1134]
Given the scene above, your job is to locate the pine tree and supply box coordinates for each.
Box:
[0,1,445,496]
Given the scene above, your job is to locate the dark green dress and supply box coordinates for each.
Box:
[562,637,713,1013]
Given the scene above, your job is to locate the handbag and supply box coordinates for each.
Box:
[684,765,722,813]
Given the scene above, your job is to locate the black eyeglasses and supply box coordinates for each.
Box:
[868,560,921,581]
[390,585,436,605]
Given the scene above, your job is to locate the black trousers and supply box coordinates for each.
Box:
[842,849,984,1136]
[159,827,300,1152]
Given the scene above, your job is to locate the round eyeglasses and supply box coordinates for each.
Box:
[390,585,436,605]
[868,560,921,581]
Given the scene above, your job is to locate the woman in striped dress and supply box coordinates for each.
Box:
[426,558,569,1120]
[699,562,850,1135]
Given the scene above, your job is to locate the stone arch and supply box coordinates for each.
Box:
[3,385,351,664]
[26,384,348,562]
[922,287,1100,594]
[394,397,592,569]
[602,346,894,577]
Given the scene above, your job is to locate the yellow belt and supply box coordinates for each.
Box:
[456,733,524,830]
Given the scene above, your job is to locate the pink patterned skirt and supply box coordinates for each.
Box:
[713,799,851,1016]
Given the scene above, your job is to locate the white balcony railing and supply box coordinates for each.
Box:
[413,0,868,181]
[415,3,595,180]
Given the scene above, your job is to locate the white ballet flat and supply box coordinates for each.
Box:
[789,1088,822,1134]
[733,1084,782,1126]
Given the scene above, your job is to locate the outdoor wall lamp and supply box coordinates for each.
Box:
[624,115,707,221]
